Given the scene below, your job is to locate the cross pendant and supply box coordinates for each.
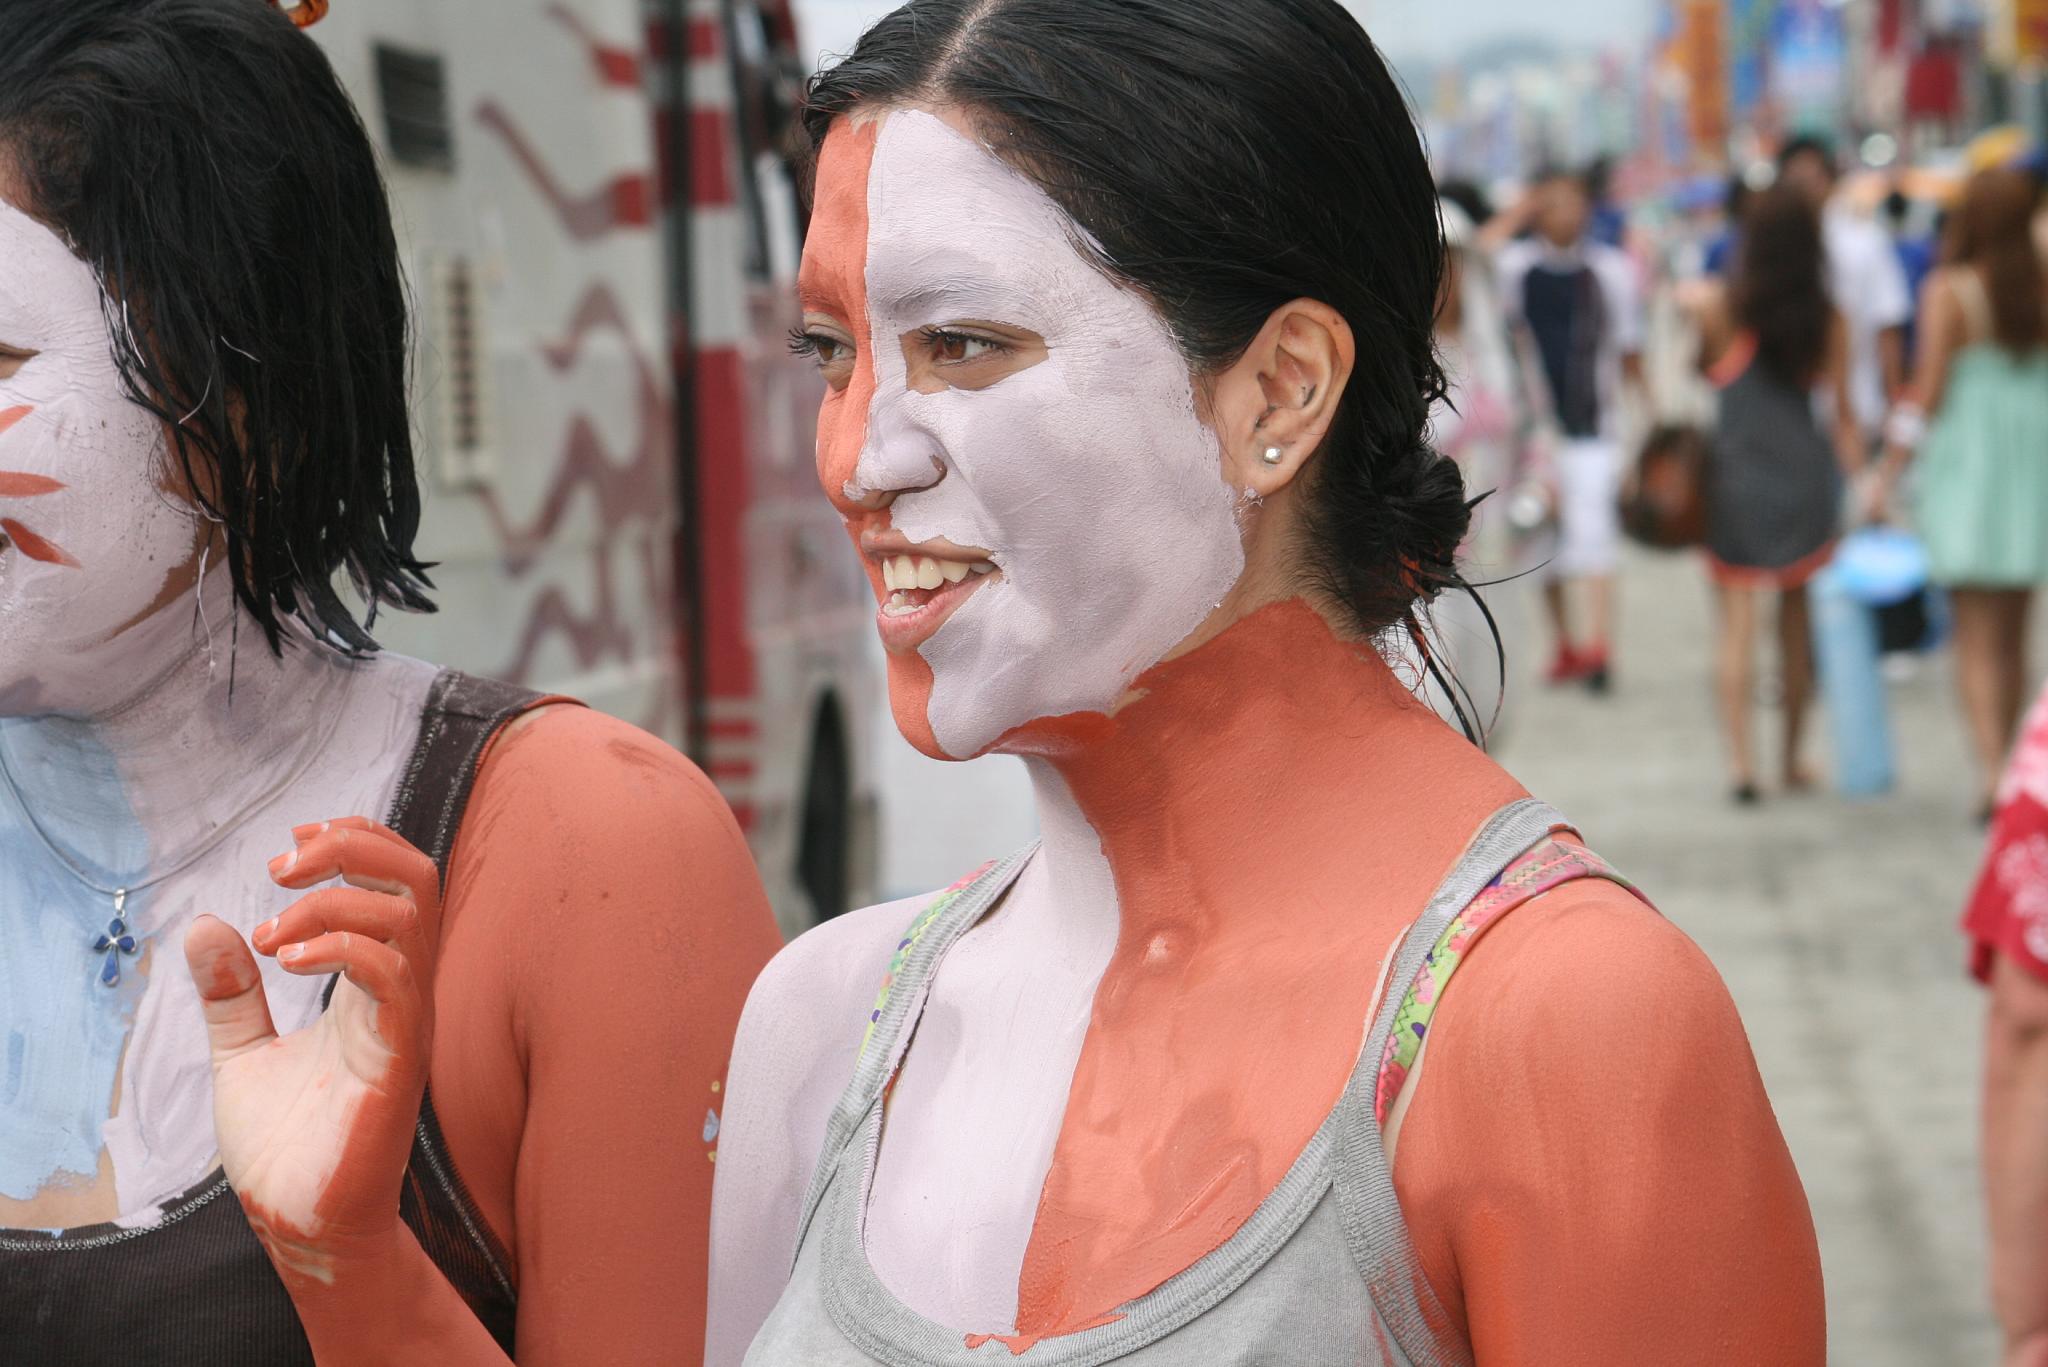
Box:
[92,888,139,988]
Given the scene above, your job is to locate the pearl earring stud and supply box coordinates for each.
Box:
[1261,446,1284,466]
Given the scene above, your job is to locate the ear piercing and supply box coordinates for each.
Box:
[1261,446,1284,467]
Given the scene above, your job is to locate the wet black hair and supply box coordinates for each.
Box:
[0,0,432,656]
[800,0,1490,732]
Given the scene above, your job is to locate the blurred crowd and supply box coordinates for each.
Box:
[1430,126,2048,1363]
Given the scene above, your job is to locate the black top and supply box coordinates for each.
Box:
[0,671,542,1365]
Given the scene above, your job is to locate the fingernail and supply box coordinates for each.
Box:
[290,822,324,842]
[278,944,302,962]
[267,850,297,876]
[254,917,277,944]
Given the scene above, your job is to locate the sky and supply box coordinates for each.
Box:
[791,0,1651,72]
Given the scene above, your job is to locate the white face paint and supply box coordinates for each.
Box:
[0,199,199,718]
[852,112,1246,759]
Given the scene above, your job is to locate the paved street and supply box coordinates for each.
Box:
[1494,548,2007,1366]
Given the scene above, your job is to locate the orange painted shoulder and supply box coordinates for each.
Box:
[1395,877,1823,1362]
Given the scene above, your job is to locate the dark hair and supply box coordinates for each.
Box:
[1436,178,1495,232]
[1732,185,1831,387]
[1533,163,1593,197]
[1777,134,1836,181]
[800,0,1479,699]
[0,0,432,655]
[1945,167,2045,355]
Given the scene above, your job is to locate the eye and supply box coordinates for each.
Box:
[919,327,1010,365]
[0,345,36,382]
[789,326,856,391]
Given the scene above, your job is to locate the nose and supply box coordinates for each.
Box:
[843,394,945,512]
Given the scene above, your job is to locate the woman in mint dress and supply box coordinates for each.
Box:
[1882,167,2048,813]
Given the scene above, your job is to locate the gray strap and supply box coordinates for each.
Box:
[788,845,1040,1268]
[1333,797,1567,1367]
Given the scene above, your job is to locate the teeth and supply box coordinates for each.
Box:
[883,591,920,618]
[879,551,996,591]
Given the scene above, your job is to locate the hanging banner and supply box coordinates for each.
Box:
[1771,0,1849,132]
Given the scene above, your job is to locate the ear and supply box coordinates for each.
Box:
[1210,298,1355,497]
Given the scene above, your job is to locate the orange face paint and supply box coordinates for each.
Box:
[803,118,942,757]
[996,598,1526,1344]
[1,518,78,568]
[0,405,31,438]
[0,472,61,498]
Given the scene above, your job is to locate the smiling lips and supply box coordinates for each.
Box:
[0,404,79,568]
[868,546,999,650]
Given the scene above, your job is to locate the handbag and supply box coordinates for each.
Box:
[1618,422,1710,550]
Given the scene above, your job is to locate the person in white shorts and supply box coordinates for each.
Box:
[1496,167,1646,692]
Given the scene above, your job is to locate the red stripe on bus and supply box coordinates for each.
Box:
[690,108,736,209]
[547,4,642,89]
[692,347,757,698]
[476,101,654,240]
[688,16,719,60]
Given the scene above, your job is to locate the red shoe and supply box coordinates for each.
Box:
[1544,645,1586,686]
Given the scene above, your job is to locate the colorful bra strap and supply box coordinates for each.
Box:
[1374,835,1644,1125]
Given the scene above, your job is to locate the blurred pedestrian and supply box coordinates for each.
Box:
[1883,187,1938,364]
[1958,682,2048,1367]
[1495,166,1647,693]
[1778,135,1912,443]
[1685,185,1864,804]
[1422,198,1522,735]
[1701,172,1751,277]
[1880,167,2048,817]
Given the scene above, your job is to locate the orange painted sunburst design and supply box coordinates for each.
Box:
[0,407,76,566]
[0,518,78,568]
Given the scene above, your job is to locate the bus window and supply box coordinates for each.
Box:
[727,0,805,283]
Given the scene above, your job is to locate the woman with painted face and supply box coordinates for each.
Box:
[706,1,1823,1363]
[0,2,779,1362]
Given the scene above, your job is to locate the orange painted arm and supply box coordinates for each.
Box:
[1395,883,1825,1366]
[368,713,774,1360]
[447,709,783,1364]
[285,1225,514,1363]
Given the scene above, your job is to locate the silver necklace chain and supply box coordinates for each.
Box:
[0,669,357,917]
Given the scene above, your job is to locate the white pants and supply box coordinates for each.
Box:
[1546,437,1623,579]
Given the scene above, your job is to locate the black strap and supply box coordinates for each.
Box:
[323,669,552,1351]
[387,670,552,885]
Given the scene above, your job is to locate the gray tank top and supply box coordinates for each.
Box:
[745,799,1572,1367]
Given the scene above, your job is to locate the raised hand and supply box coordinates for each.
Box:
[183,817,442,1282]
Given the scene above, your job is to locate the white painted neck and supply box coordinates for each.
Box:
[0,575,356,889]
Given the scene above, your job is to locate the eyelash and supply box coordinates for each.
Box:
[787,327,1015,367]
[916,326,1011,360]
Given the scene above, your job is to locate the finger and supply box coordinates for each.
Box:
[290,815,407,846]
[271,826,439,914]
[252,887,424,966]
[276,931,423,1052]
[184,915,279,1062]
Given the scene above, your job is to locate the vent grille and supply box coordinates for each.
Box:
[375,44,455,171]
[430,255,494,488]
